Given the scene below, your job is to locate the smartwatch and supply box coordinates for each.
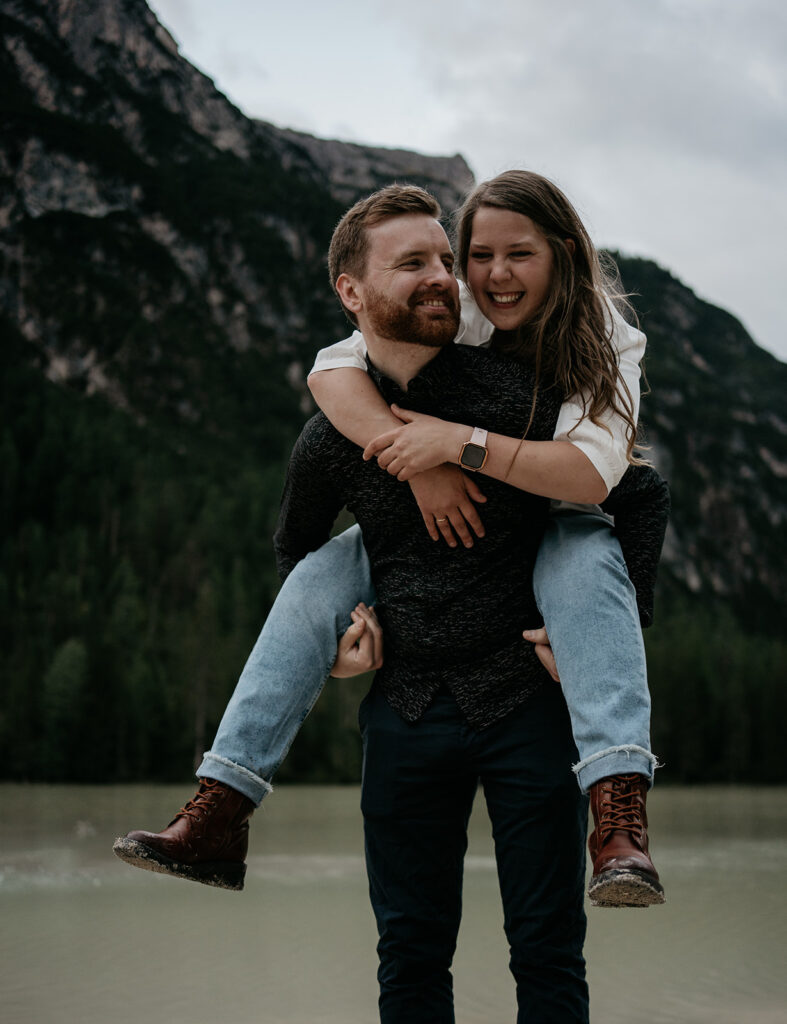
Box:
[459,427,489,471]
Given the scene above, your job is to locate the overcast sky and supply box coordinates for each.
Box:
[149,0,786,362]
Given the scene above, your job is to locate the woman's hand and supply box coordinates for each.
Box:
[364,405,469,481]
[408,464,487,548]
[330,603,384,678]
[523,627,560,682]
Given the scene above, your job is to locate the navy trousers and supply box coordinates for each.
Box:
[360,682,589,1024]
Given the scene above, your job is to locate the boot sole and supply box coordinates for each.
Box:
[112,837,246,891]
[589,868,665,908]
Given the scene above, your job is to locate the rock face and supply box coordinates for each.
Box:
[274,126,474,211]
[1,0,786,629]
[0,0,473,421]
[614,255,787,625]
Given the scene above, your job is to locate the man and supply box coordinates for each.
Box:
[115,185,665,1020]
[275,186,588,1020]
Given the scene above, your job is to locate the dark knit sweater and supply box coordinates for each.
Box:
[274,343,668,730]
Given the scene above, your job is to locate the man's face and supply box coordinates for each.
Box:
[357,214,460,347]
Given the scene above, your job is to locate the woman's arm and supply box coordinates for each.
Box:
[365,406,609,504]
[310,365,606,504]
[310,363,606,503]
[308,366,403,444]
[362,305,646,503]
[310,293,643,503]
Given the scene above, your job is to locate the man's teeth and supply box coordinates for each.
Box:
[491,293,522,304]
[420,299,446,306]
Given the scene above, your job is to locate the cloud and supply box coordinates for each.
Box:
[381,0,786,176]
[371,0,787,357]
[146,0,786,358]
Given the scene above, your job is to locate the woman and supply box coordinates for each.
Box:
[115,172,668,908]
[307,171,667,908]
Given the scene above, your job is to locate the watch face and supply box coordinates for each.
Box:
[460,442,487,470]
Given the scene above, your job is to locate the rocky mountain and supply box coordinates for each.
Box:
[615,254,787,627]
[0,0,473,437]
[275,125,474,210]
[1,0,785,783]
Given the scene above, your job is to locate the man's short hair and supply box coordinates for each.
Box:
[328,184,442,325]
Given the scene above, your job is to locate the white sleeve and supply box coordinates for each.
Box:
[308,330,368,375]
[455,281,494,348]
[554,301,646,492]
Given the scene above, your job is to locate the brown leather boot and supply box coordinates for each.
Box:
[112,778,255,891]
[588,773,665,908]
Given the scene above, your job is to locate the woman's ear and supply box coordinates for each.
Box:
[565,238,576,257]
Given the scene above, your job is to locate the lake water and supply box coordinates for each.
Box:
[2,784,786,1024]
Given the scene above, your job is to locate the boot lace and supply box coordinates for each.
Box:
[596,774,645,843]
[173,779,223,823]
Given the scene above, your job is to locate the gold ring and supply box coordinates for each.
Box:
[436,517,448,523]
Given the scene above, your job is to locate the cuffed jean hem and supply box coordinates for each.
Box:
[197,751,273,807]
[573,744,659,794]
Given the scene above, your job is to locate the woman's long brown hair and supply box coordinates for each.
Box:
[455,170,643,465]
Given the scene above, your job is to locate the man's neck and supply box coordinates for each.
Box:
[362,331,442,391]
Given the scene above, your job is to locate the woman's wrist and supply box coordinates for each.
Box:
[448,423,474,465]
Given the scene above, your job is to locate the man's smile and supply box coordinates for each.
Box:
[411,288,457,315]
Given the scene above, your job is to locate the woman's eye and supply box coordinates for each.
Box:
[469,252,491,261]
[511,251,532,259]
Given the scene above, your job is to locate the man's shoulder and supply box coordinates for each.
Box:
[294,412,355,460]
[297,411,331,442]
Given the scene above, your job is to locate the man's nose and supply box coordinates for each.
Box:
[424,257,455,287]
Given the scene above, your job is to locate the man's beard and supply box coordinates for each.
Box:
[364,285,460,348]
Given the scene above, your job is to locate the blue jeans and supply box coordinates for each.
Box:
[198,512,656,803]
[361,683,589,1023]
[533,511,656,791]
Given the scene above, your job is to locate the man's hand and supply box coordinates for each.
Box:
[408,464,487,548]
[523,627,560,683]
[330,603,384,678]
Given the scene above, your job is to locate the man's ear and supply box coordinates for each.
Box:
[335,273,363,315]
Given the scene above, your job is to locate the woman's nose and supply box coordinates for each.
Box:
[488,257,511,282]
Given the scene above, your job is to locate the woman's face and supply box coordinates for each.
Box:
[466,206,555,330]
